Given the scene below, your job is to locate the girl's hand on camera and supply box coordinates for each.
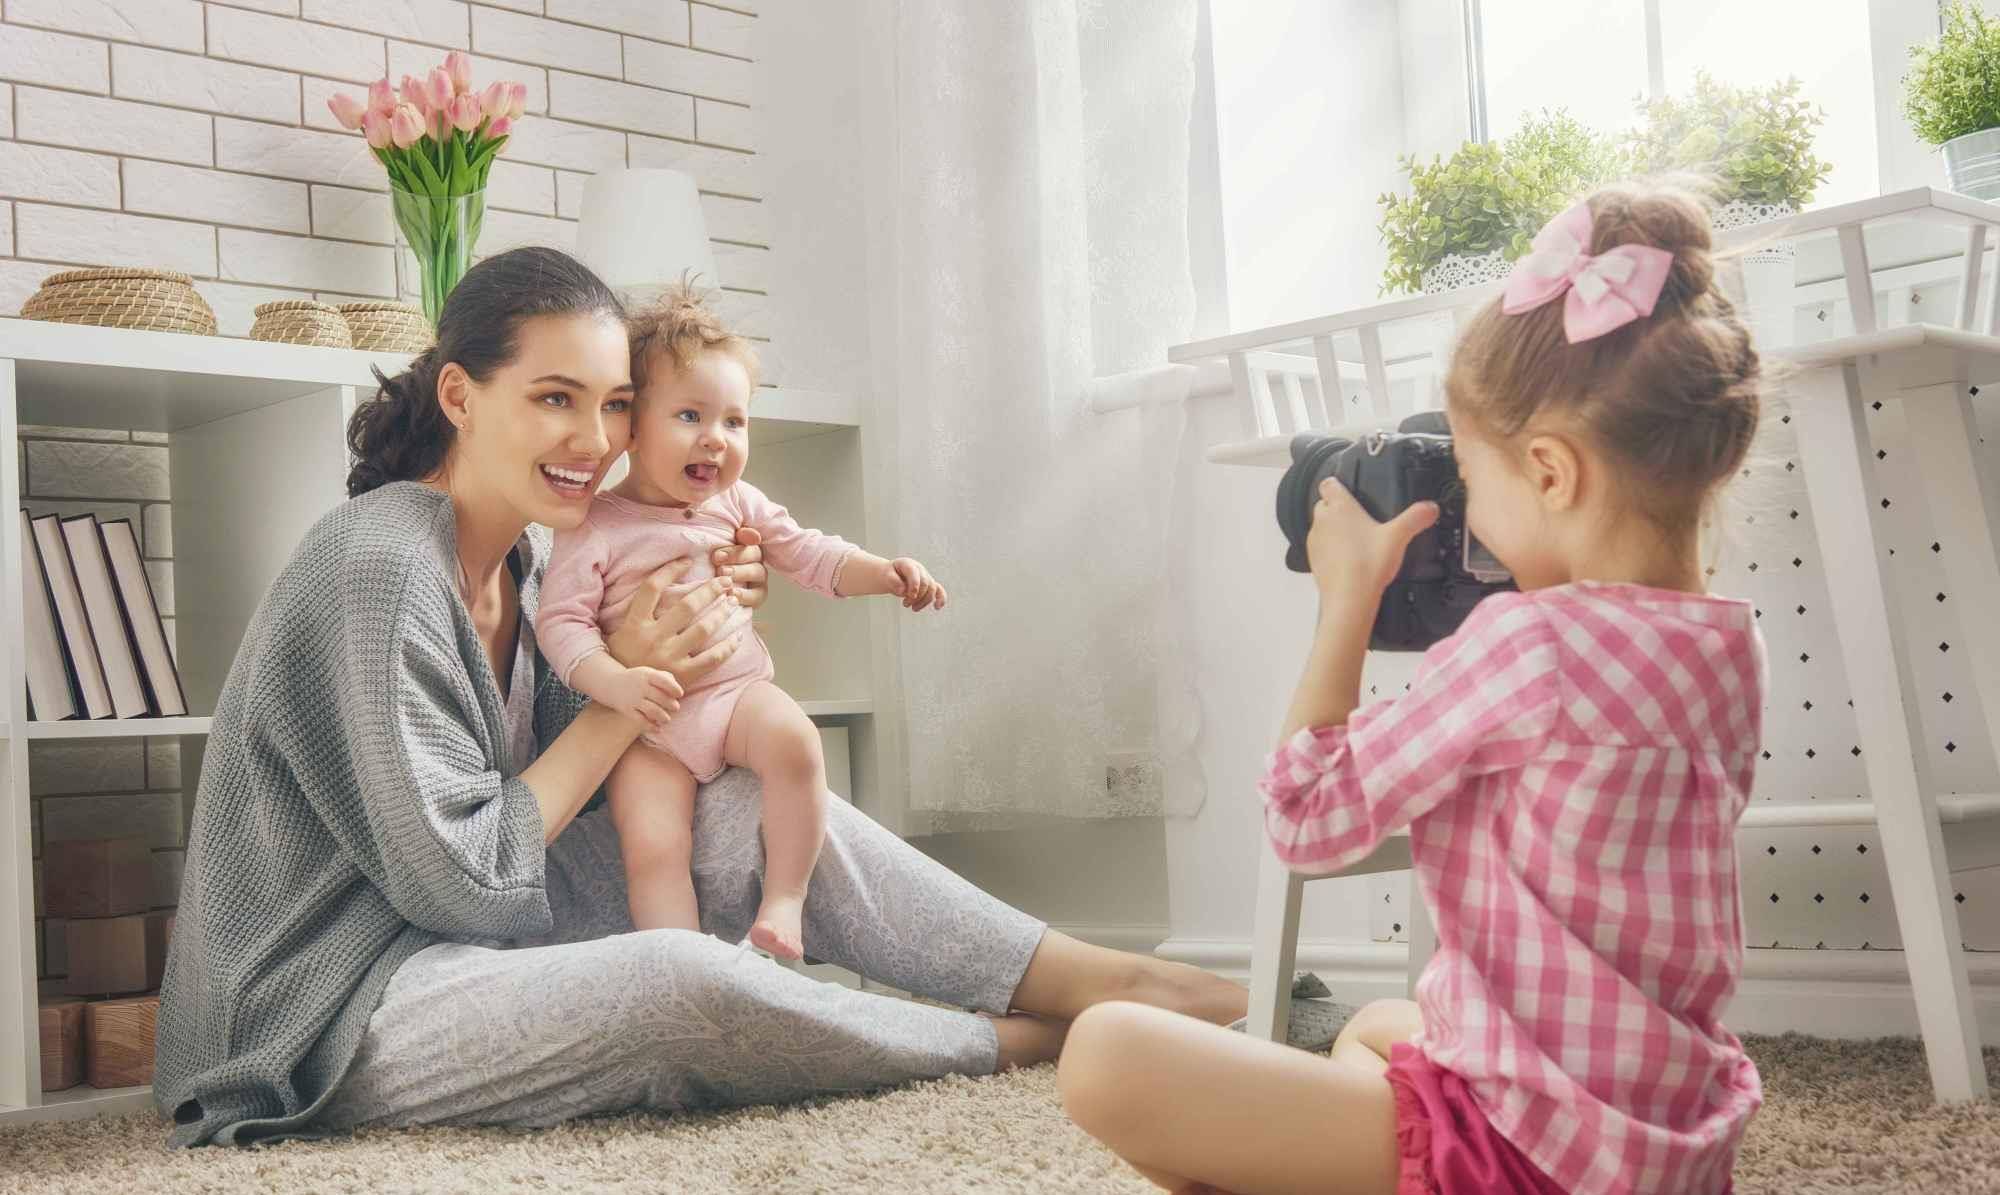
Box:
[1307,478,1439,606]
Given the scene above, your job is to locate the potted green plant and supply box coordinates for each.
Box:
[1508,108,1630,209]
[1903,1,2000,201]
[1626,72,1830,233]
[1627,72,1828,345]
[1377,110,1623,296]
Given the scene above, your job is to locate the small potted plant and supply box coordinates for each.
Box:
[1377,110,1624,297]
[1626,72,1830,234]
[1903,1,2000,202]
[1627,73,1828,344]
[1508,108,1630,210]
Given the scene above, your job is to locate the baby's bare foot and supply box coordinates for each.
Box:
[749,897,805,960]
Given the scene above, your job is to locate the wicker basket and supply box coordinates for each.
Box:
[249,300,352,348]
[21,268,217,335]
[337,302,432,352]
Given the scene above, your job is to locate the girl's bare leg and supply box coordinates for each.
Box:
[1009,929,1249,1026]
[1058,1002,1399,1195]
[606,744,701,932]
[722,683,827,960]
[1330,998,1423,1077]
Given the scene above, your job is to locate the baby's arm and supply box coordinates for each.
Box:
[541,522,684,728]
[566,652,683,729]
[734,482,947,611]
[831,551,946,611]
[1260,592,1560,874]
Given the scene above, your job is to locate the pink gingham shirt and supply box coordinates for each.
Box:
[1261,582,1766,1195]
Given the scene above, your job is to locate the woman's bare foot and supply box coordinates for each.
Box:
[1011,932,1248,1026]
[990,1012,1070,1070]
[749,895,806,960]
[1122,957,1249,1026]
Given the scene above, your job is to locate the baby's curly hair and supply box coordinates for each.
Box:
[626,275,761,394]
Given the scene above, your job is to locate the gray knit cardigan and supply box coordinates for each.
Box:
[153,481,592,1147]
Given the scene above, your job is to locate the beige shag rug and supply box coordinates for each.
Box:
[3,1035,1997,1194]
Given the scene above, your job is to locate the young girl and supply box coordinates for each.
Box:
[539,286,947,960]
[1057,182,1766,1195]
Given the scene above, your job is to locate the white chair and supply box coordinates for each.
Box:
[1246,831,1434,1041]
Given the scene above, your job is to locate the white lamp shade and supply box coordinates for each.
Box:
[575,168,718,297]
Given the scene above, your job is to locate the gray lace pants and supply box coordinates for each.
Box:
[312,768,1047,1131]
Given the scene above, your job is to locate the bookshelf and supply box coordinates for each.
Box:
[0,318,897,1124]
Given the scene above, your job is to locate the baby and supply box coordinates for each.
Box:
[539,285,946,959]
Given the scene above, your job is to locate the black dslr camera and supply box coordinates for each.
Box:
[1275,411,1514,651]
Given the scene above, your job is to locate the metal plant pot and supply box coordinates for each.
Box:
[1941,127,2000,202]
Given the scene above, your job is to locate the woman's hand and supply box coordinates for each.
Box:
[711,526,769,609]
[604,560,750,686]
[1307,478,1439,608]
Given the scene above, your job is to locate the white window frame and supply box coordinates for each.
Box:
[1188,0,1948,336]
[1458,0,1943,182]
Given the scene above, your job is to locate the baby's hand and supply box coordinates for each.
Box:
[890,557,947,612]
[600,665,684,728]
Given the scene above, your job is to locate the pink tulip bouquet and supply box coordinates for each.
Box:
[328,51,529,324]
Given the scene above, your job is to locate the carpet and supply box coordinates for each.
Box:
[2,1035,1996,1193]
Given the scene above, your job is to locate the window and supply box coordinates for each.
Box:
[1476,0,1880,206]
[1655,0,1879,206]
[1200,0,1898,332]
[1477,0,1648,144]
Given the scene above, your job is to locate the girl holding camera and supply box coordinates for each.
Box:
[1058,181,1766,1195]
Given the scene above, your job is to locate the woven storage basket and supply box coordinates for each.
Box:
[337,302,432,352]
[21,268,217,335]
[250,300,352,348]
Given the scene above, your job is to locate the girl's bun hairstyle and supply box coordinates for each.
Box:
[1445,179,1762,535]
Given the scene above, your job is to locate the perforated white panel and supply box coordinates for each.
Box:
[1360,275,2000,952]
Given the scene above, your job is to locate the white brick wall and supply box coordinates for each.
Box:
[5,0,769,977]
[0,2,766,338]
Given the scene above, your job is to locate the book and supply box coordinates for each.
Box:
[20,510,80,721]
[60,515,148,719]
[31,513,111,720]
[98,519,186,718]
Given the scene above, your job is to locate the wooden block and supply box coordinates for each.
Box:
[43,837,152,918]
[38,997,85,1092]
[62,912,171,996]
[83,994,157,1089]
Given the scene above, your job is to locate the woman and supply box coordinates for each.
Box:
[153,247,1246,1147]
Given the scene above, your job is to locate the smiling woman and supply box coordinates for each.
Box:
[344,249,637,514]
[152,245,1249,1150]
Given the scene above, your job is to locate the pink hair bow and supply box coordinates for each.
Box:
[1501,200,1674,343]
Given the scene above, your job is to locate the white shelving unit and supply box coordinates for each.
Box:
[0,318,898,1124]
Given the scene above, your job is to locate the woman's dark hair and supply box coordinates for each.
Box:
[346,246,624,497]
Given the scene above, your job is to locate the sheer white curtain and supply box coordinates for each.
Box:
[857,0,1203,825]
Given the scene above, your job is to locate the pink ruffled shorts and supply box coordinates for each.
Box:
[1384,1043,1566,1195]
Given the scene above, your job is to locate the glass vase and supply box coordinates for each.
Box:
[392,187,485,327]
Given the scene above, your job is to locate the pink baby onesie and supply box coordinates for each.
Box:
[538,484,856,781]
